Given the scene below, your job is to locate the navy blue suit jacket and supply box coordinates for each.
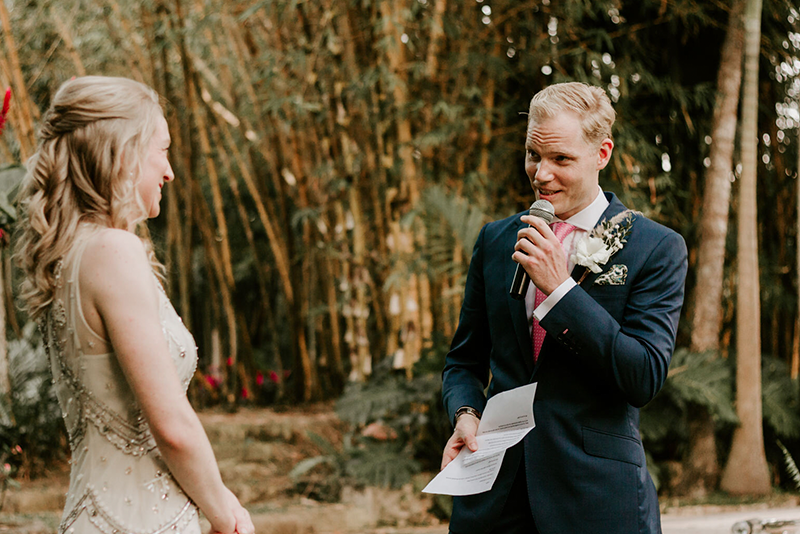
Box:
[442,193,687,534]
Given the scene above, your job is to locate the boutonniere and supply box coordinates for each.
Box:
[570,210,637,284]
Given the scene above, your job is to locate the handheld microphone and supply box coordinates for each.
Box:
[509,199,555,301]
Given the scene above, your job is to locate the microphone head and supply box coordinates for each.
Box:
[529,199,555,224]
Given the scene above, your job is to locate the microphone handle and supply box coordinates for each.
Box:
[509,234,532,301]
[509,200,554,301]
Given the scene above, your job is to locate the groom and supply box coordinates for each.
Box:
[440,82,687,534]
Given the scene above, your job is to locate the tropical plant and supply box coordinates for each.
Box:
[0,321,65,479]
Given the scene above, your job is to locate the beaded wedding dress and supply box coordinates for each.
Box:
[40,227,201,534]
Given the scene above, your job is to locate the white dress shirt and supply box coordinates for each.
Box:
[526,187,609,333]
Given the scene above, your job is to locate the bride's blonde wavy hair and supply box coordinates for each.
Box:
[16,76,166,320]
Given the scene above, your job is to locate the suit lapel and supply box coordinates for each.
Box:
[506,216,534,376]
[597,192,627,227]
[572,193,628,287]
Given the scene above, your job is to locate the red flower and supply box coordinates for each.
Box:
[0,88,10,136]
[226,357,233,367]
[268,370,280,384]
[204,375,219,388]
[255,371,264,386]
[240,387,249,399]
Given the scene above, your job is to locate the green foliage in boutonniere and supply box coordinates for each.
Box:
[571,209,638,281]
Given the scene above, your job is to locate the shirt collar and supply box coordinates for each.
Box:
[555,186,608,232]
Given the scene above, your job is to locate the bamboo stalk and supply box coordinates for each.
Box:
[349,184,372,380]
[0,136,12,164]
[0,250,8,408]
[209,123,270,305]
[192,81,235,288]
[794,103,800,379]
[188,175,238,401]
[336,203,361,381]
[0,41,34,159]
[382,0,419,204]
[245,6,320,400]
[217,111,316,400]
[478,39,501,178]
[425,0,448,78]
[172,0,239,392]
[106,0,151,79]
[217,120,293,303]
[194,0,234,106]
[50,12,86,76]
[157,1,192,327]
[223,10,290,230]
[100,2,145,83]
[261,289,285,400]
[333,4,391,356]
[320,246,345,389]
[4,245,19,339]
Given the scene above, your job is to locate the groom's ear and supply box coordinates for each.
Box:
[596,138,613,170]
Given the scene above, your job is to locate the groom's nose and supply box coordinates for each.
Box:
[535,159,555,183]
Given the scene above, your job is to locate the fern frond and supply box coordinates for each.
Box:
[777,439,800,491]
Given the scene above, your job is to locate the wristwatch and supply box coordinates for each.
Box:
[454,406,482,426]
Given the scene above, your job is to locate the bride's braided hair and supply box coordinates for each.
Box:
[16,76,166,320]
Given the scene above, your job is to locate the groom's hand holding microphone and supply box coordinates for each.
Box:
[511,199,569,297]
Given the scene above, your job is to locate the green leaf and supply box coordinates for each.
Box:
[289,456,335,480]
[0,164,25,221]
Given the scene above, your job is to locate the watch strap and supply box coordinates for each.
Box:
[454,406,482,426]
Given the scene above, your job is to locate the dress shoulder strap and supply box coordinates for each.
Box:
[65,227,112,353]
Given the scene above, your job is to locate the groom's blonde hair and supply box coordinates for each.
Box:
[527,82,615,145]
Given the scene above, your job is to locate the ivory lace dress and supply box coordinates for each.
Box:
[40,227,201,534]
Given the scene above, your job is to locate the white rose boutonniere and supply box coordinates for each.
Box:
[570,210,637,281]
[573,235,613,273]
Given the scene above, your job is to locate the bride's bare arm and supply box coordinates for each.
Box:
[80,229,253,534]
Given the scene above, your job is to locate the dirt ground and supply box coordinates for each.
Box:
[2,405,800,534]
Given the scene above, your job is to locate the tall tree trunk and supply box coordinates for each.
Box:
[679,0,744,497]
[719,0,770,495]
[690,1,744,354]
[794,114,800,380]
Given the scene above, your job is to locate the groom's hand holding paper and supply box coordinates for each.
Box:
[422,383,537,496]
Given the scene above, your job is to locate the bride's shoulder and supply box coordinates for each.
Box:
[83,228,145,257]
[80,229,151,288]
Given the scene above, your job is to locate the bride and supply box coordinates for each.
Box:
[15,76,254,534]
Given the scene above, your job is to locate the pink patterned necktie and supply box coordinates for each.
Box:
[532,221,577,363]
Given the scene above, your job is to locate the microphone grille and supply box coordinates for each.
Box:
[529,199,555,224]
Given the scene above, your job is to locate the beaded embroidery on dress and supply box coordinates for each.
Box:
[40,226,200,534]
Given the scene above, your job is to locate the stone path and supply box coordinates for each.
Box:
[662,505,800,534]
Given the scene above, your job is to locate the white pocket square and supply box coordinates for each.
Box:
[595,264,628,286]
